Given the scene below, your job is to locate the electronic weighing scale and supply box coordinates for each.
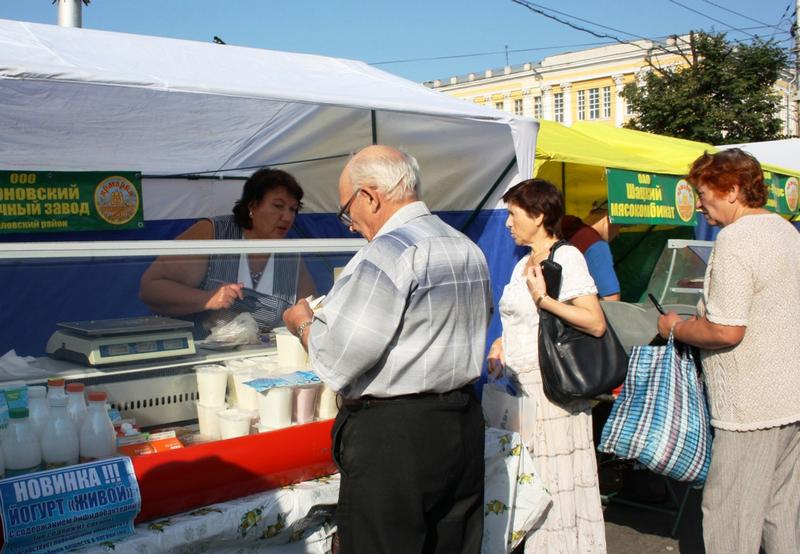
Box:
[46,316,196,366]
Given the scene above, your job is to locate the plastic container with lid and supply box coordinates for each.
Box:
[27,385,50,436]
[194,364,228,406]
[47,378,67,401]
[41,395,79,469]
[216,408,253,440]
[3,408,42,476]
[79,391,116,462]
[66,382,88,429]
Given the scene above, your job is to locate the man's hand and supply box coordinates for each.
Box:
[283,299,314,336]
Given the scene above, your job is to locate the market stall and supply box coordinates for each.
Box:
[0,18,539,551]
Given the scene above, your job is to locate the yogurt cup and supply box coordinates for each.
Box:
[194,364,228,406]
[293,385,319,424]
[196,401,227,440]
[273,327,309,368]
[257,387,293,430]
[317,385,339,420]
[217,408,253,440]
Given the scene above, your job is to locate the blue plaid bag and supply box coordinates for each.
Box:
[598,333,712,486]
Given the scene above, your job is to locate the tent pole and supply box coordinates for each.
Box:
[459,156,517,233]
[371,111,378,144]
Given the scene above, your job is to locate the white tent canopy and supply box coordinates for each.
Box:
[0,19,536,221]
[717,138,800,175]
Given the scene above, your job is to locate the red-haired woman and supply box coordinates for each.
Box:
[658,149,800,554]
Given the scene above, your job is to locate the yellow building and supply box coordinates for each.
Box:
[425,36,798,136]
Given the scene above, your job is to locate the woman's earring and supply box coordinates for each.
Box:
[249,210,253,218]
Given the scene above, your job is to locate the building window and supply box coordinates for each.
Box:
[577,90,586,121]
[513,98,524,116]
[495,101,504,111]
[533,96,542,119]
[554,93,564,122]
[588,88,600,120]
[603,86,611,119]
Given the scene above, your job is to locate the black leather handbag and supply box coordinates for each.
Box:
[537,241,629,405]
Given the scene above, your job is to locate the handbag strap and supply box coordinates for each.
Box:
[547,239,569,262]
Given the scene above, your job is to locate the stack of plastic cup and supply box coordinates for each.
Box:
[194,364,229,439]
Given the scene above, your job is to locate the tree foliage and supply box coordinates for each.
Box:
[622,32,789,144]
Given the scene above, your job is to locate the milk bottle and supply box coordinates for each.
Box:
[3,408,42,476]
[79,391,116,462]
[66,383,88,429]
[47,378,67,402]
[27,385,50,436]
[41,395,79,469]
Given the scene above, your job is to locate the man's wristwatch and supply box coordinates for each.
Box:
[294,320,314,338]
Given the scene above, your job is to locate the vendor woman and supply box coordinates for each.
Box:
[139,168,315,337]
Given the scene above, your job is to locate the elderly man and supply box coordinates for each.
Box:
[284,145,491,553]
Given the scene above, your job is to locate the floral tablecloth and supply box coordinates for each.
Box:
[79,475,340,554]
[79,429,549,554]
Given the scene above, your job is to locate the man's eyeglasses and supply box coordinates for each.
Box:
[337,188,360,227]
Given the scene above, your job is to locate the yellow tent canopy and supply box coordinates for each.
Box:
[535,121,798,218]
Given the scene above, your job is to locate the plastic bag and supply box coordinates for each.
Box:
[206,312,260,345]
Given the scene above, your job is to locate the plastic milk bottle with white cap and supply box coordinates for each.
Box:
[3,408,42,476]
[41,395,79,469]
[79,391,116,462]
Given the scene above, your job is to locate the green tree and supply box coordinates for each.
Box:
[622,32,788,144]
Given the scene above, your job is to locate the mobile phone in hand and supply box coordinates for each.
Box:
[647,293,666,315]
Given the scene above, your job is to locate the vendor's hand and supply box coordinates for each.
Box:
[486,337,505,378]
[283,299,313,335]
[205,283,244,311]
[657,311,683,339]
[524,263,547,302]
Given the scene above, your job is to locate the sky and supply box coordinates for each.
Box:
[0,0,796,83]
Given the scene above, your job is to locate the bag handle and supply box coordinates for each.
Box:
[547,239,569,262]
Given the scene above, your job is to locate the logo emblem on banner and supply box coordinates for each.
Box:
[674,180,695,223]
[94,176,140,225]
[785,177,798,213]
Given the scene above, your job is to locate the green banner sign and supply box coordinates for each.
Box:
[0,171,143,234]
[606,168,696,226]
[764,171,799,216]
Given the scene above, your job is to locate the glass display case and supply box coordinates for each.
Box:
[602,239,713,352]
[0,238,364,521]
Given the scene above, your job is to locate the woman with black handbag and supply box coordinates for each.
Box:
[487,179,607,553]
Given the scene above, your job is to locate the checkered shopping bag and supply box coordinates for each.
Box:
[598,333,712,486]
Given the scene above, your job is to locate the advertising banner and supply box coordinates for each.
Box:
[0,457,141,553]
[764,171,800,216]
[0,171,143,234]
[606,168,697,226]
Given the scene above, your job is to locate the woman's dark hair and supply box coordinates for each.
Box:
[232,168,304,229]
[687,149,767,208]
[502,178,564,237]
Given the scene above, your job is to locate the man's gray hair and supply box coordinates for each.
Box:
[347,147,421,201]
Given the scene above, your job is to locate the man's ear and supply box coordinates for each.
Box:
[363,187,380,213]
